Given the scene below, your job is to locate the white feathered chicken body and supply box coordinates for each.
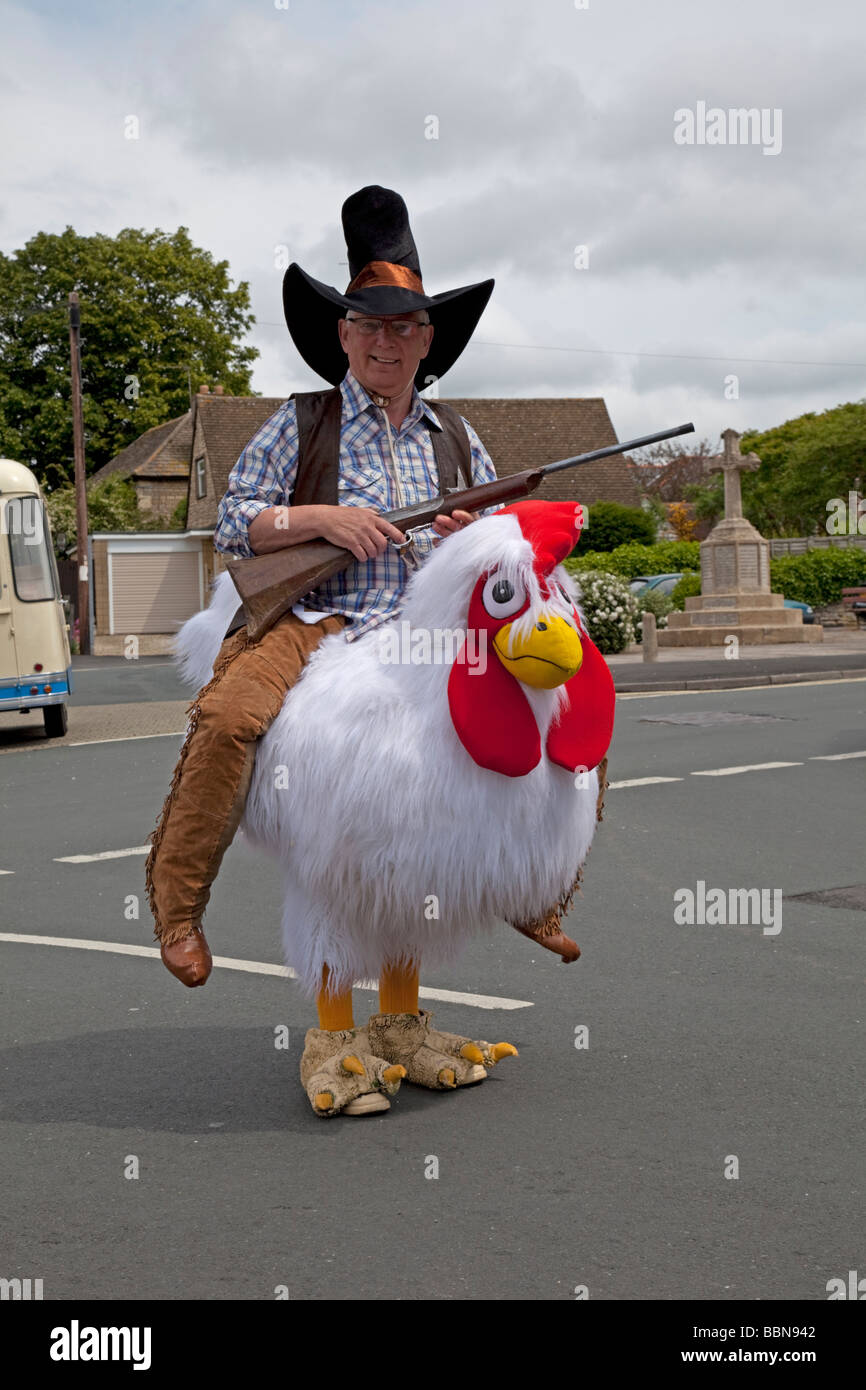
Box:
[175,502,615,996]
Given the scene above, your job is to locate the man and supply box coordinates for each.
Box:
[145,185,496,986]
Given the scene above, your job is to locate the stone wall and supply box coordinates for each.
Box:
[133,478,188,519]
[814,601,860,628]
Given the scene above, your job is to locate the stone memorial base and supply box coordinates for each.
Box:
[657,592,824,647]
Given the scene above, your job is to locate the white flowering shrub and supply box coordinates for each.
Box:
[568,567,639,654]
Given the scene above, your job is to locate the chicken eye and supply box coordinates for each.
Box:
[482,571,526,619]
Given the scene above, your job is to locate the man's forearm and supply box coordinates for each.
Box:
[247,505,326,554]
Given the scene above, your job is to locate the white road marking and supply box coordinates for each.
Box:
[809,750,866,761]
[73,662,175,671]
[55,846,150,863]
[608,776,683,788]
[691,761,803,777]
[54,731,185,751]
[0,870,14,875]
[2,731,186,756]
[0,934,533,1011]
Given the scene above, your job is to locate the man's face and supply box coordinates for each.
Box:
[338,310,434,398]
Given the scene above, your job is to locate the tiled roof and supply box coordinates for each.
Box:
[442,397,641,507]
[92,412,193,482]
[196,396,287,502]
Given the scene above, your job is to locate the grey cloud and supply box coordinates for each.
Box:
[2,0,865,443]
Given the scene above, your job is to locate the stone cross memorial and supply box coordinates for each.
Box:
[713,428,761,521]
[700,428,769,595]
[658,427,822,647]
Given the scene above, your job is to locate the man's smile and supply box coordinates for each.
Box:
[370,353,400,364]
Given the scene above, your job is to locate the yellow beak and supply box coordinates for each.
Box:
[493,614,583,689]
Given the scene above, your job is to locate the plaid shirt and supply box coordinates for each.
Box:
[215,371,497,640]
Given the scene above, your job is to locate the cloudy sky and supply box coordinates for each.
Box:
[2,0,864,446]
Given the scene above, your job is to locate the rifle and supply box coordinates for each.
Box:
[226,421,695,641]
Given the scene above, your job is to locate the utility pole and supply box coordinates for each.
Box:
[68,292,90,654]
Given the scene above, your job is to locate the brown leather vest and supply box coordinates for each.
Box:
[289,385,474,504]
[223,388,475,636]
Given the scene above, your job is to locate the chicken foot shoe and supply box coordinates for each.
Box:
[367,1009,518,1089]
[300,1025,407,1117]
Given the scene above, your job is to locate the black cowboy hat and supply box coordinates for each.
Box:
[282,185,494,388]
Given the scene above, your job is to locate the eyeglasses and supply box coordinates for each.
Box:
[345,315,430,338]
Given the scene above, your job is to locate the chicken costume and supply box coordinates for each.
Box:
[175,498,615,1116]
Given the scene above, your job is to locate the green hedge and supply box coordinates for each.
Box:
[577,501,657,552]
[567,538,866,605]
[669,571,702,609]
[768,547,866,606]
[566,540,701,580]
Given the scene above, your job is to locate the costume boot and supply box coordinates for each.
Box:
[300,1025,407,1118]
[367,1009,518,1089]
[160,927,212,987]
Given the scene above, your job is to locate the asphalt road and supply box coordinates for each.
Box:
[0,675,863,1301]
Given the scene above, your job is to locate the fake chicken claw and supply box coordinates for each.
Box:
[367,1009,518,1089]
[300,1025,407,1117]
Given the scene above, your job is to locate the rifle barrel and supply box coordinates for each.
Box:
[543,421,695,475]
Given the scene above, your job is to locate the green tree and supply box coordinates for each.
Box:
[738,401,866,537]
[45,475,180,553]
[0,226,258,488]
[684,475,724,526]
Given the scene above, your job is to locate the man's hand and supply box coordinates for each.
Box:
[249,503,404,560]
[316,505,405,562]
[432,508,479,541]
[248,503,478,560]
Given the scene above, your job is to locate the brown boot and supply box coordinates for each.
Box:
[160,927,213,987]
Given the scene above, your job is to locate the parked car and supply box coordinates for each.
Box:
[782,597,815,624]
[629,573,815,623]
[628,573,686,598]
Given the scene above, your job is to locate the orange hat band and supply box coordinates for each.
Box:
[346,260,426,295]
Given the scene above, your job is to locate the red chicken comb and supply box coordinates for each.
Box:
[499,500,585,576]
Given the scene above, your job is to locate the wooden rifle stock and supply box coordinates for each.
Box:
[226,470,542,641]
[225,420,694,641]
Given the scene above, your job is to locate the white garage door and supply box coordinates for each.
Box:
[111,551,201,634]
